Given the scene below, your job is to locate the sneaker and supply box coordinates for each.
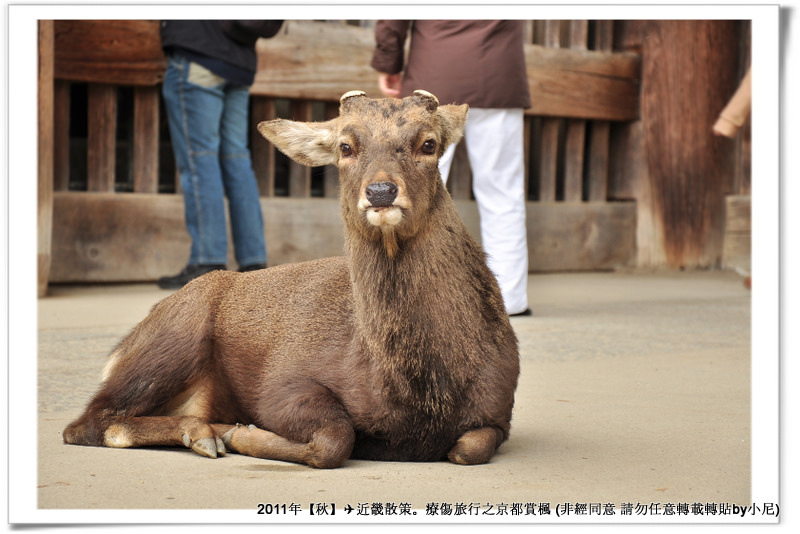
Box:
[509,308,533,317]
[157,264,226,289]
[238,263,266,273]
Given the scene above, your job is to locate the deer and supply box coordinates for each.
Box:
[62,90,521,468]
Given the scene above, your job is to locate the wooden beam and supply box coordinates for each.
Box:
[252,21,383,100]
[525,45,640,120]
[49,193,636,282]
[520,200,636,272]
[54,20,166,85]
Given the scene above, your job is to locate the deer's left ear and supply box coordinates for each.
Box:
[258,118,340,167]
[436,104,469,154]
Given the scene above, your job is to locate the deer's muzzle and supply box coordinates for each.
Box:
[365,181,398,208]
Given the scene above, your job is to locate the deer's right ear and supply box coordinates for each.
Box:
[257,119,339,167]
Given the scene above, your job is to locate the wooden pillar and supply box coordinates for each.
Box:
[619,20,741,268]
[38,21,55,297]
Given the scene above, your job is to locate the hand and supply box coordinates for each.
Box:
[712,117,738,138]
[378,73,402,98]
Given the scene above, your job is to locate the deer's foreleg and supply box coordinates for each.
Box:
[218,385,356,469]
[219,423,354,468]
[64,415,227,458]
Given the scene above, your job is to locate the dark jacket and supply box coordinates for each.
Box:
[161,20,283,86]
[371,20,531,109]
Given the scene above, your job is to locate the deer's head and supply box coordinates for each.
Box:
[258,90,468,255]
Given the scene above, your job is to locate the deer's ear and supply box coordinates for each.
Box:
[436,104,468,153]
[257,118,339,167]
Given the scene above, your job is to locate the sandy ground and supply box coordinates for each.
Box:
[30,271,758,525]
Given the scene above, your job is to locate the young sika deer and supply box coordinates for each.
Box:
[63,90,520,468]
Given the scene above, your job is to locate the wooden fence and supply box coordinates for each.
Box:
[42,20,641,288]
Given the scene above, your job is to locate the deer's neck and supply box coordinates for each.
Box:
[346,196,491,363]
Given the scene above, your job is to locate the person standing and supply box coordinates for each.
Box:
[371,20,532,315]
[158,20,283,289]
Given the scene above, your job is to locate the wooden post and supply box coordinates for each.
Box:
[587,20,614,202]
[323,101,340,198]
[133,86,160,193]
[251,96,276,197]
[523,116,531,199]
[538,20,561,202]
[38,21,55,297]
[288,99,313,198]
[53,80,71,191]
[563,21,588,202]
[87,83,118,192]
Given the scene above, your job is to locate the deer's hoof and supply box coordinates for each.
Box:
[183,433,225,458]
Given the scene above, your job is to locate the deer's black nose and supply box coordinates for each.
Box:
[365,181,398,208]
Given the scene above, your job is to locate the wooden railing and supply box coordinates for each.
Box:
[43,20,641,286]
[52,20,640,202]
[248,21,640,204]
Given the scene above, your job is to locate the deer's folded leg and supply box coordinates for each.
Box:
[65,415,227,458]
[219,423,355,469]
[447,426,504,465]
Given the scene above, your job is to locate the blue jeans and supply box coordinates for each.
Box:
[162,54,266,267]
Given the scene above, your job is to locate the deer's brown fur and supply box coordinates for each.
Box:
[63,90,520,468]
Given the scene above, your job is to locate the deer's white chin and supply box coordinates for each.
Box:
[366,206,403,227]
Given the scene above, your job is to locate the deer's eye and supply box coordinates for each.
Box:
[421,139,437,155]
[341,143,354,158]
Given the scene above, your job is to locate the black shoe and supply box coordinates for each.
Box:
[238,263,266,273]
[509,308,533,317]
[157,264,226,289]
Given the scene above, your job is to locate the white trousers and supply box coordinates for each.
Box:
[439,108,529,315]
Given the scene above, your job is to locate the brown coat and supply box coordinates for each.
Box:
[371,20,531,109]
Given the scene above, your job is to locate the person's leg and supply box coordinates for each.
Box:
[438,142,457,184]
[219,85,267,270]
[463,108,530,315]
[162,55,230,267]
